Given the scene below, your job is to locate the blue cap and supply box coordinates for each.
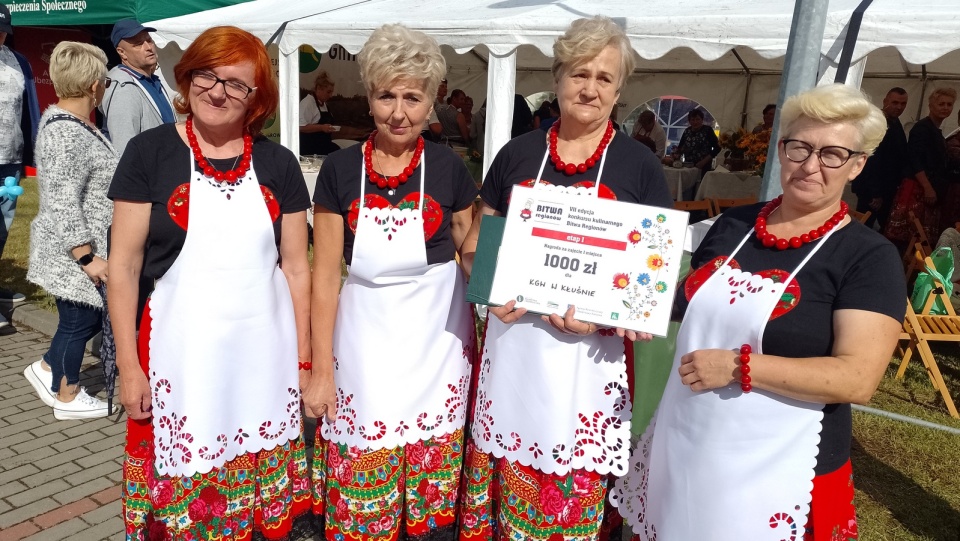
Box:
[111,18,155,48]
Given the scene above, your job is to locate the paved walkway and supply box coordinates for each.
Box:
[0,308,321,541]
[0,323,124,541]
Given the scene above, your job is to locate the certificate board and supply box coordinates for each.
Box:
[470,185,688,336]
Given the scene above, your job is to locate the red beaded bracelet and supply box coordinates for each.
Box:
[298,361,312,371]
[739,344,752,392]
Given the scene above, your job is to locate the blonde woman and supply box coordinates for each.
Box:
[304,23,477,541]
[885,87,956,242]
[299,70,340,155]
[23,41,116,419]
[611,84,906,540]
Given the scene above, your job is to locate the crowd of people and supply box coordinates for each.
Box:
[0,4,929,540]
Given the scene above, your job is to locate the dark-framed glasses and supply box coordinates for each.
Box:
[104,77,113,88]
[781,138,863,168]
[191,70,256,99]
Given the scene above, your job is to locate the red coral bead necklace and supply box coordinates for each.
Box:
[754,195,848,250]
[186,115,252,184]
[549,119,614,176]
[364,130,424,191]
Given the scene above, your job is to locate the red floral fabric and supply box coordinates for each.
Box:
[122,301,311,541]
[312,429,465,540]
[459,441,614,541]
[804,459,858,541]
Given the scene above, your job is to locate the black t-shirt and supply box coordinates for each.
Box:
[312,140,478,265]
[480,129,673,211]
[108,123,311,289]
[677,203,906,475]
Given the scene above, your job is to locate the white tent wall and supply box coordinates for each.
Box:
[146,0,960,169]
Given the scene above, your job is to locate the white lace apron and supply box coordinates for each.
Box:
[321,150,474,449]
[610,223,837,540]
[471,138,633,476]
[148,153,301,478]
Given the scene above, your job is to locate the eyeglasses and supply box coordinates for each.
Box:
[104,77,113,88]
[191,70,256,100]
[781,138,864,169]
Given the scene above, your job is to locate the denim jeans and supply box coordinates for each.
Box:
[45,298,102,393]
[0,163,21,258]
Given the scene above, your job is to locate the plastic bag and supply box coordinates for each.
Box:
[910,246,955,315]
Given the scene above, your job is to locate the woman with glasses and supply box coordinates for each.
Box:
[23,41,116,419]
[611,84,906,541]
[109,26,313,539]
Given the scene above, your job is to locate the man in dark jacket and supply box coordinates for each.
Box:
[852,87,909,229]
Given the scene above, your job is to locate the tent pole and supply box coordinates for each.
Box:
[482,49,517,181]
[279,48,300,156]
[833,0,874,83]
[733,49,751,130]
[916,65,929,122]
[759,0,830,202]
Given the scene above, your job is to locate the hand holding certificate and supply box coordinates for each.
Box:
[469,185,687,336]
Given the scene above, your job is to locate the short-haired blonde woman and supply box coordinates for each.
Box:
[299,70,340,155]
[611,84,906,541]
[304,23,477,540]
[109,26,313,539]
[458,16,671,541]
[24,41,117,420]
[885,86,957,242]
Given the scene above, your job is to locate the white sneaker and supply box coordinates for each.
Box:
[0,289,25,305]
[23,359,55,407]
[53,388,113,420]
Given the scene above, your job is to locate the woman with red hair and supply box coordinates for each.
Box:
[108,26,313,539]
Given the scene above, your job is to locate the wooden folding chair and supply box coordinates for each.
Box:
[673,199,715,217]
[901,210,933,275]
[848,209,871,224]
[712,196,758,216]
[896,254,960,418]
[905,242,932,286]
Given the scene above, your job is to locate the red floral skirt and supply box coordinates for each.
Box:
[311,428,465,540]
[884,177,941,243]
[459,441,625,541]
[122,301,312,541]
[803,459,858,541]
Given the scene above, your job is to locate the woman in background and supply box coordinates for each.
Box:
[24,41,116,420]
[299,70,340,156]
[885,87,955,242]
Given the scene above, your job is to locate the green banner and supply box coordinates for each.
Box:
[7,0,252,26]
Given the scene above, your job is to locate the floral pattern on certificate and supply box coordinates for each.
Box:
[612,212,678,323]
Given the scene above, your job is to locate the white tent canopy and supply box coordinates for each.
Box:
[148,0,960,168]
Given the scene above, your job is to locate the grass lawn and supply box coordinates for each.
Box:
[0,177,55,311]
[2,177,959,539]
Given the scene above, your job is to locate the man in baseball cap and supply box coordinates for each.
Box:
[101,18,175,155]
[0,2,13,34]
[0,2,40,327]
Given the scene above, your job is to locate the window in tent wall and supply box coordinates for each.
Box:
[525,91,557,129]
[624,97,719,156]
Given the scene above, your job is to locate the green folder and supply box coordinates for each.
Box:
[466,214,505,305]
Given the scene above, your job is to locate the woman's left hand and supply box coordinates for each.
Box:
[542,306,654,342]
[81,255,109,285]
[678,348,739,391]
[542,305,596,336]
